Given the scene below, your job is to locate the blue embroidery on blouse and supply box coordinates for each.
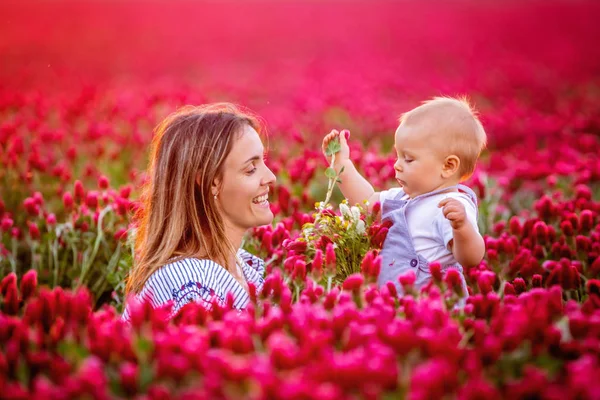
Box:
[171,281,222,307]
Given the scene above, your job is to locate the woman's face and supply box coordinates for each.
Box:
[215,125,276,232]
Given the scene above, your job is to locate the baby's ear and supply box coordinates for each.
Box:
[442,155,460,178]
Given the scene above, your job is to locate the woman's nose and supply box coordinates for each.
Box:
[263,166,277,185]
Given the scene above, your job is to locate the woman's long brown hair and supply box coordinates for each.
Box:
[125,103,261,295]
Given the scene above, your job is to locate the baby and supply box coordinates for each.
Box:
[322,96,487,298]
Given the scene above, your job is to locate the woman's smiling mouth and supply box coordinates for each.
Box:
[252,192,269,207]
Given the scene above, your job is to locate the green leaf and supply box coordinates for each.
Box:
[325,167,337,179]
[57,340,90,367]
[325,138,342,156]
[533,352,563,377]
[140,363,154,391]
[16,360,29,386]
[133,335,154,363]
[109,373,124,397]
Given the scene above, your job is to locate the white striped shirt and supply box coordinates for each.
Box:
[122,249,265,321]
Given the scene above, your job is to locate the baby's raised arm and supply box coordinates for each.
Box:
[322,130,380,210]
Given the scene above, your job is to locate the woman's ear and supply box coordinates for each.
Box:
[442,155,460,178]
[210,175,221,198]
[196,172,221,197]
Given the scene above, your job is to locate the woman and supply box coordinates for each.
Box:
[122,103,276,320]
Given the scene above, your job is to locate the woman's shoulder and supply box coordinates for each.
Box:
[124,252,264,322]
[146,251,264,290]
[124,258,227,321]
[141,258,222,297]
[149,257,215,280]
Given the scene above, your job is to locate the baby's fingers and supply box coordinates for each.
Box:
[441,205,457,219]
[444,211,460,221]
[442,203,463,219]
[438,198,457,208]
[322,130,339,152]
[322,130,340,143]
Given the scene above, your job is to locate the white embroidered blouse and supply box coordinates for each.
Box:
[122,249,265,321]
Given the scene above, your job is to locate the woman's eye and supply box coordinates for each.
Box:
[246,166,257,175]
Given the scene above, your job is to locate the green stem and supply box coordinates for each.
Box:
[30,241,37,272]
[112,281,125,310]
[51,239,60,287]
[46,237,52,277]
[10,237,17,274]
[71,243,79,289]
[321,153,337,211]
[92,243,122,306]
[78,206,111,287]
[498,279,506,298]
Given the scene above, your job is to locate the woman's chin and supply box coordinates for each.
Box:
[251,204,274,225]
[262,208,274,223]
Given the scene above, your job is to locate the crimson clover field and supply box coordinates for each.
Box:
[1,0,600,398]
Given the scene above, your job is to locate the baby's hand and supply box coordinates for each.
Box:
[322,129,351,166]
[438,198,467,230]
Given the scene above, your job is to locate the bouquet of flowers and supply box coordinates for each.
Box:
[283,136,390,291]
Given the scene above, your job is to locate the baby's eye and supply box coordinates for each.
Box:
[404,158,414,163]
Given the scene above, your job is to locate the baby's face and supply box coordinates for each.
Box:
[392,123,449,198]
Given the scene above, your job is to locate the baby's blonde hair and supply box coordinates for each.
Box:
[399,96,487,180]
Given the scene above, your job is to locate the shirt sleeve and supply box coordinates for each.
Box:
[238,249,266,276]
[435,193,479,248]
[379,188,405,208]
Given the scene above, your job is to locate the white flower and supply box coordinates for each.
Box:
[351,206,361,221]
[355,219,366,235]
[302,227,314,240]
[339,203,352,220]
